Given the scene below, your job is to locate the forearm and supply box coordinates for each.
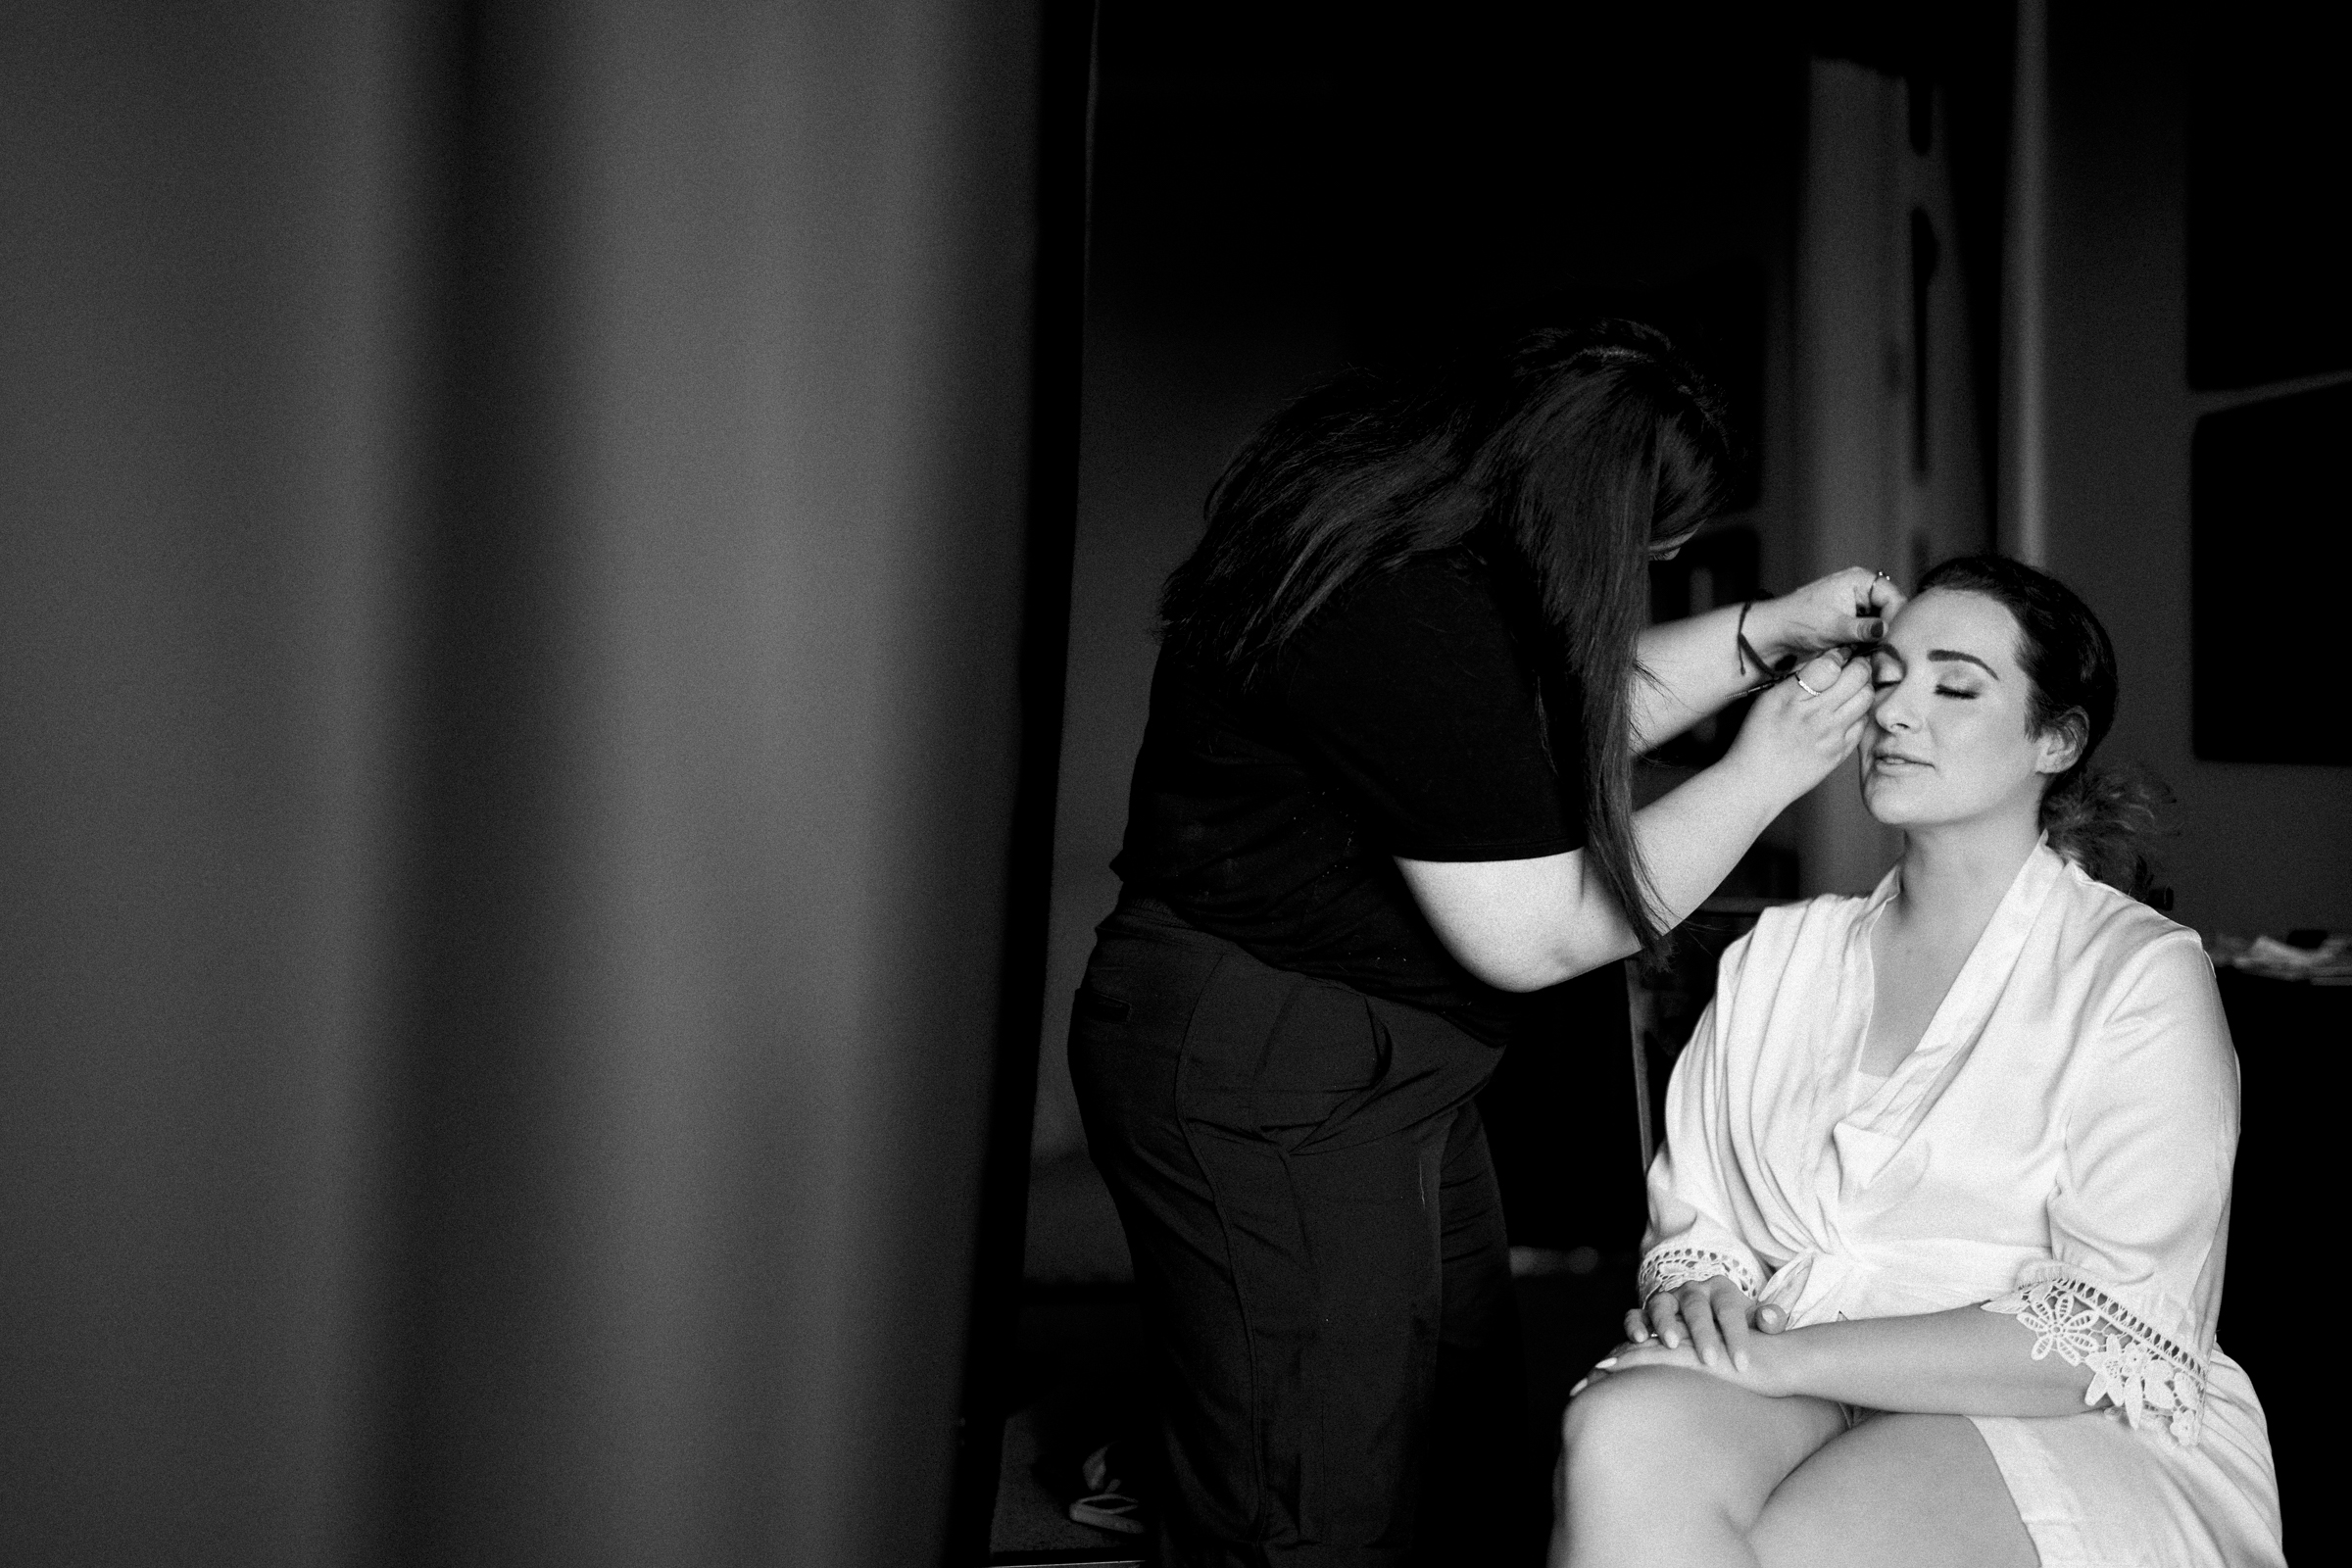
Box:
[1398,634,1871,991]
[1761,1306,2094,1418]
[1630,604,1765,752]
[1621,756,1787,939]
[1397,753,1796,989]
[1506,757,1787,979]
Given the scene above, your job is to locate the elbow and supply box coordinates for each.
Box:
[1468,958,1568,994]
[1395,851,1637,993]
[1456,935,1632,993]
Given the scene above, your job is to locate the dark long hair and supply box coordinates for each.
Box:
[1159,322,1734,949]
[1912,556,2168,898]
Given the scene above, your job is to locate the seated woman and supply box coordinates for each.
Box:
[1553,557,2283,1568]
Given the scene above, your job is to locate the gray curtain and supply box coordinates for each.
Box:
[1,3,1045,1562]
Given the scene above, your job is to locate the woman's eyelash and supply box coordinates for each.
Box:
[1870,675,1978,698]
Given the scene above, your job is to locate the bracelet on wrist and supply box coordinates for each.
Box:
[1735,601,1785,695]
[1736,601,1762,674]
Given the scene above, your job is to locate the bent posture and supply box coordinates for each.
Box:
[1555,558,2282,1568]
[1074,323,1898,1566]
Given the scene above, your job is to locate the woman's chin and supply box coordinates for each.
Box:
[1860,771,1936,826]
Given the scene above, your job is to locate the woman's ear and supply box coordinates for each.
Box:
[2034,710,2088,776]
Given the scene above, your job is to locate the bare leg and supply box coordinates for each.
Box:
[1751,1413,2035,1568]
[1551,1367,1845,1568]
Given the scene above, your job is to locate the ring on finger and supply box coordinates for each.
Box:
[1793,673,1827,697]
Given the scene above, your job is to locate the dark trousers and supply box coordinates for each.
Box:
[1068,899,1530,1568]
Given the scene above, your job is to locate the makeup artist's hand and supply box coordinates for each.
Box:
[1747,566,1906,662]
[1724,647,1873,806]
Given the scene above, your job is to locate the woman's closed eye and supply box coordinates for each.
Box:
[1870,677,1978,700]
[1875,663,1979,699]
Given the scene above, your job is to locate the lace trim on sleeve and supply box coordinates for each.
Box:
[1984,1272,2207,1445]
[1637,1245,1762,1302]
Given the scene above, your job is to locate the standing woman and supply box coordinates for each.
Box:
[1069,323,1896,1567]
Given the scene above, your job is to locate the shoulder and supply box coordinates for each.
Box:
[1715,892,1870,997]
[1315,545,1516,632]
[1744,891,1872,959]
[2041,858,2215,1011]
[2042,859,2234,1095]
[1278,546,1536,701]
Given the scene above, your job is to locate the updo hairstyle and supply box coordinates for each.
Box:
[1911,555,2168,900]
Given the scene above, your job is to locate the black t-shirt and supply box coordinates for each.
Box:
[1112,544,1587,1047]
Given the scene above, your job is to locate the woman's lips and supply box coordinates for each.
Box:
[1870,751,1929,767]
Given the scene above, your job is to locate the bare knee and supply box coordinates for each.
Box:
[1554,1370,1834,1567]
[1561,1372,1847,1511]
[1559,1370,1674,1468]
[1555,1374,1719,1562]
[1557,1368,1721,1494]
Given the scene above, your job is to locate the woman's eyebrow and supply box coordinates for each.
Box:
[1927,649,1999,677]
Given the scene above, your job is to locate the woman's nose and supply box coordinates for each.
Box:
[1873,680,1918,730]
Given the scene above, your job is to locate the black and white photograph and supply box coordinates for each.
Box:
[2,3,2337,1565]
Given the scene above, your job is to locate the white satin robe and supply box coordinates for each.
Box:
[1641,843,2283,1566]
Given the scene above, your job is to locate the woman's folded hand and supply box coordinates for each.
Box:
[1573,1331,1793,1399]
[1569,1277,1797,1396]
[1624,1274,1786,1372]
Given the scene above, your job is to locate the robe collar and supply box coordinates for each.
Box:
[1832,836,2069,1192]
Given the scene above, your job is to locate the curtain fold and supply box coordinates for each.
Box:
[1,3,1045,1563]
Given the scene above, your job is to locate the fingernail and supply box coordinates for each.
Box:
[1594,1357,1618,1368]
[1735,1353,1749,1372]
[1862,619,1884,638]
[1569,1379,1589,1396]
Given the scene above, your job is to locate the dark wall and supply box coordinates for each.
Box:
[1,3,1047,1562]
[2042,9,2351,933]
[1034,6,1816,1179]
